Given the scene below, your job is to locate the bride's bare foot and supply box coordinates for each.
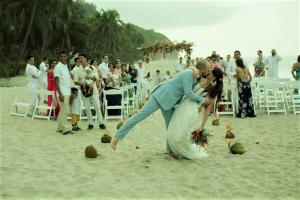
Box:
[110,136,119,151]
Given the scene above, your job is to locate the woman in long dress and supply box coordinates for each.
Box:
[47,60,60,119]
[167,68,224,159]
[235,59,256,118]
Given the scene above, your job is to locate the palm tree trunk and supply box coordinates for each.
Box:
[40,33,48,58]
[20,0,39,58]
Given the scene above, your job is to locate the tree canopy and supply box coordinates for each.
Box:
[0,0,169,77]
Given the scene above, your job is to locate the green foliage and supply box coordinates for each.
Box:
[0,0,169,77]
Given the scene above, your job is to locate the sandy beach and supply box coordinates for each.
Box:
[1,58,300,200]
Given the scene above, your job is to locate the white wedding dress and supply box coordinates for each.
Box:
[167,85,208,159]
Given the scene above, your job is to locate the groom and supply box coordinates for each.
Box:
[111,60,212,152]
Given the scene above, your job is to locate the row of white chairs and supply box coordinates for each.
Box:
[252,79,300,115]
[9,83,149,122]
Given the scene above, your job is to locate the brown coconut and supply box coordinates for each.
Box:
[85,145,99,158]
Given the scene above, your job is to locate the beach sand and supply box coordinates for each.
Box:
[1,58,300,199]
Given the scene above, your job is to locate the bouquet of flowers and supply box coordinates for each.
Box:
[189,128,209,148]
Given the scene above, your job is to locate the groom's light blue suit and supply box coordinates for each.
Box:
[115,69,205,151]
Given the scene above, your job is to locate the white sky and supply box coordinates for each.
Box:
[86,0,299,57]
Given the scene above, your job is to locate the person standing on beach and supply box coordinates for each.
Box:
[25,55,40,115]
[54,51,72,135]
[175,57,186,73]
[98,55,109,85]
[291,55,300,80]
[235,59,256,118]
[75,53,106,130]
[253,55,266,77]
[39,56,48,90]
[266,49,282,79]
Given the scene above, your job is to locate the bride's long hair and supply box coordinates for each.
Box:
[203,68,224,105]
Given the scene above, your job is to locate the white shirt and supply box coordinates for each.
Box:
[39,61,47,81]
[175,63,186,73]
[154,74,162,85]
[70,96,81,115]
[266,55,282,78]
[25,63,40,89]
[98,62,109,79]
[225,60,235,77]
[71,65,80,77]
[54,62,71,96]
[137,67,147,81]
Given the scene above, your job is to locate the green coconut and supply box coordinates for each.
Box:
[101,134,112,143]
[85,145,99,158]
[229,142,246,154]
[117,121,123,130]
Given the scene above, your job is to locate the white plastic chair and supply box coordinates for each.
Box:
[9,87,31,118]
[32,90,55,120]
[216,85,236,117]
[103,89,124,121]
[264,84,287,115]
[291,82,300,115]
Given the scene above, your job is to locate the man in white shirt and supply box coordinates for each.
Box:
[136,60,148,99]
[71,57,81,80]
[175,57,186,73]
[233,50,249,69]
[54,51,72,135]
[266,49,282,79]
[98,55,109,80]
[76,53,106,130]
[25,55,40,114]
[39,56,48,89]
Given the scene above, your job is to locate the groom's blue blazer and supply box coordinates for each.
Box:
[152,69,204,110]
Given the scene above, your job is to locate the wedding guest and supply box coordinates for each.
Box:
[105,62,122,116]
[235,59,256,118]
[106,63,122,88]
[234,50,248,69]
[154,70,162,86]
[266,49,282,79]
[54,51,72,134]
[253,55,266,77]
[291,55,300,80]
[256,50,267,63]
[225,55,235,78]
[211,54,221,69]
[128,63,138,84]
[47,60,60,119]
[39,56,48,90]
[77,53,106,130]
[71,57,81,80]
[121,63,131,85]
[98,55,109,83]
[69,87,81,131]
[137,60,148,99]
[25,55,40,115]
[175,57,186,73]
[162,70,172,82]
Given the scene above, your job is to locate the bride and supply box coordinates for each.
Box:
[167,67,224,159]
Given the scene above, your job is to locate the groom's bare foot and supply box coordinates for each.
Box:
[110,136,119,151]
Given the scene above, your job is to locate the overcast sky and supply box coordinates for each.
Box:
[86,0,299,57]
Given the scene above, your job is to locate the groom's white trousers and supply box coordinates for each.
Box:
[115,95,174,152]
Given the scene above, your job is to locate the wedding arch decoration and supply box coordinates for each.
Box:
[138,40,194,60]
